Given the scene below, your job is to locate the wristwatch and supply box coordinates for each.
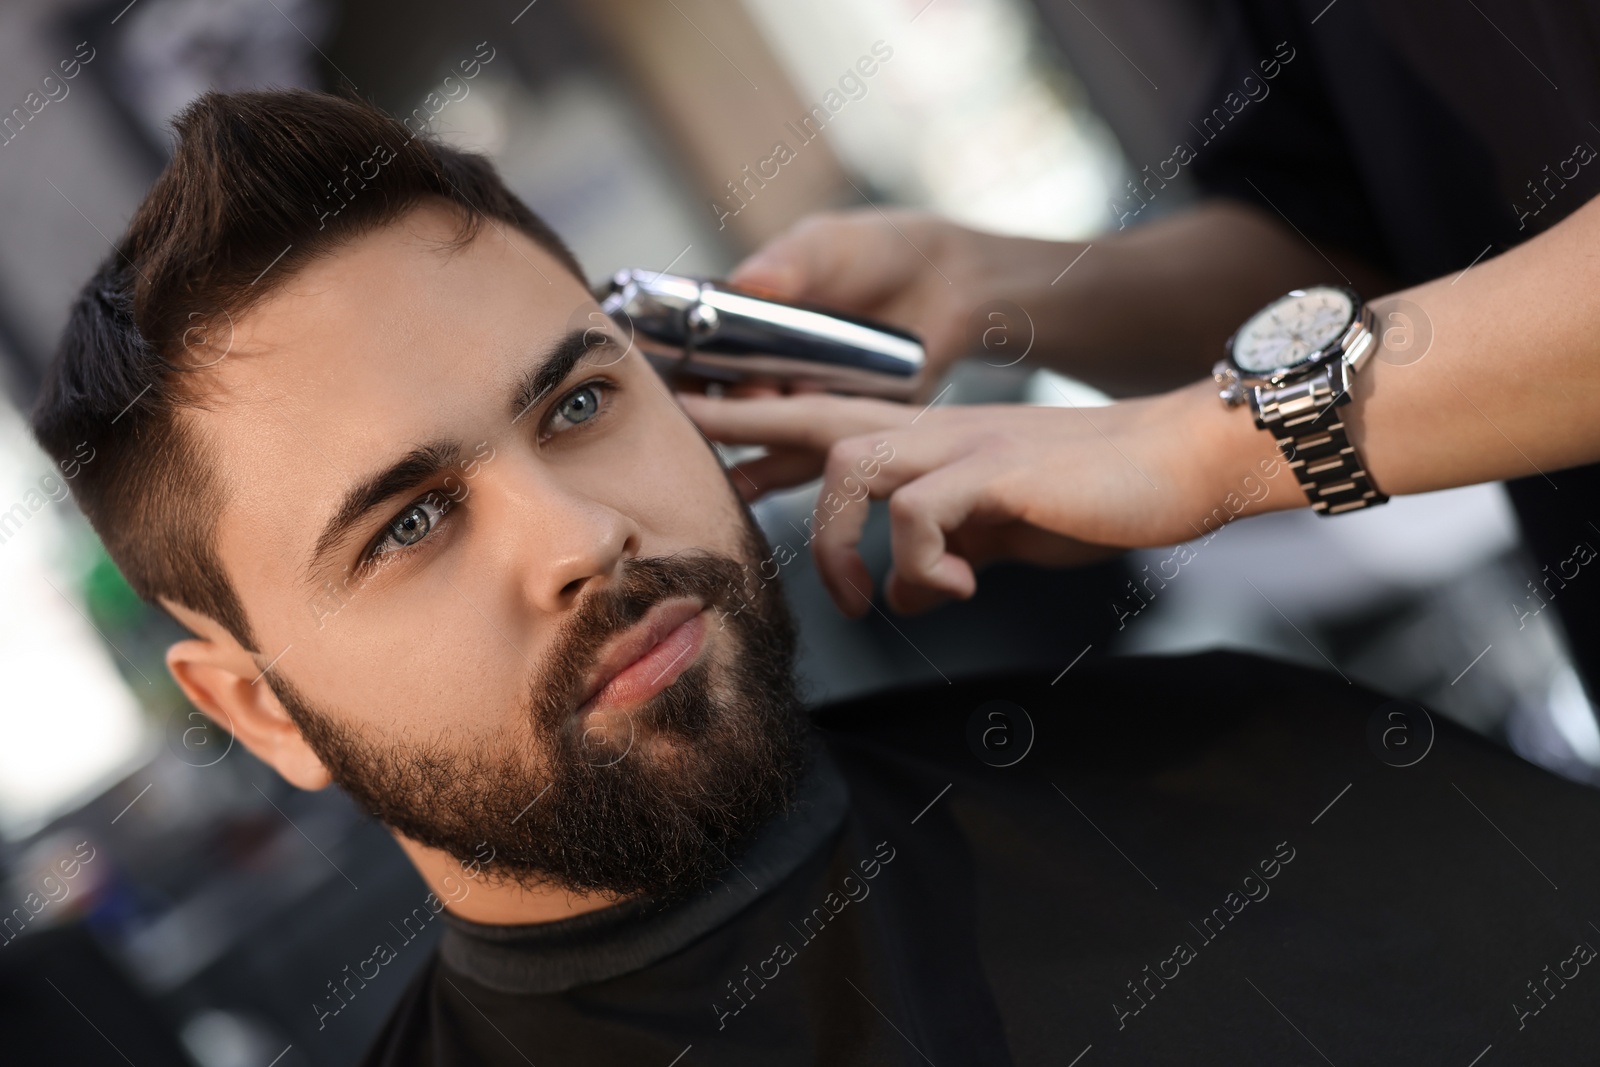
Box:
[1213,285,1388,516]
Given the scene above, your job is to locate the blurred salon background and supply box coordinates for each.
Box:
[0,0,1593,1063]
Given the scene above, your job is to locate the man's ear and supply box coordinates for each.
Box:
[163,604,332,791]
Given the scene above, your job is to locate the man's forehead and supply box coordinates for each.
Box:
[216,207,583,387]
[194,205,586,430]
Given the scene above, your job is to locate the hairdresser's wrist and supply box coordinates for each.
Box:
[1169,376,1307,524]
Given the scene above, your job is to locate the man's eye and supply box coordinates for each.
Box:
[547,382,609,433]
[371,495,450,560]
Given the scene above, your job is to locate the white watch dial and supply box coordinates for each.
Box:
[1231,286,1354,374]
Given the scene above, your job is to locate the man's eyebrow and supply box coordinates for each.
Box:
[306,328,620,579]
[511,327,620,424]
[309,440,462,576]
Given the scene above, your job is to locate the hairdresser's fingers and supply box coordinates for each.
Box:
[676,391,912,451]
[728,210,930,311]
[724,378,835,399]
[947,522,1120,573]
[882,523,1120,615]
[806,451,979,617]
[812,524,877,620]
[807,425,978,616]
[876,452,1131,614]
[724,381,784,399]
[804,441,892,618]
[805,431,916,617]
[878,571,960,617]
[724,447,825,501]
[878,460,990,614]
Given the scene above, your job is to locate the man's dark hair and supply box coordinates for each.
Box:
[31,89,586,652]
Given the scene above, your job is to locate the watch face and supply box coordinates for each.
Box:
[1231,286,1355,374]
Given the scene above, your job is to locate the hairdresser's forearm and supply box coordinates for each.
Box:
[1345,194,1600,495]
[966,200,1393,395]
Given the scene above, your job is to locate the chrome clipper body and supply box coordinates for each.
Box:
[597,269,925,399]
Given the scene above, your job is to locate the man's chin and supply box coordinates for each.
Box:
[563,670,720,769]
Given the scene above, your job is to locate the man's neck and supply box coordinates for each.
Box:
[396,834,627,925]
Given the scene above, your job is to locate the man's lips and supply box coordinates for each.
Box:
[575,598,710,716]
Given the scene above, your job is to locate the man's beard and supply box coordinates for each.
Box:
[270,517,811,904]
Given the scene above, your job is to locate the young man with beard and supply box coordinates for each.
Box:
[32,90,1600,1065]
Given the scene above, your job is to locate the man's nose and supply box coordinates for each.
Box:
[493,464,640,614]
[537,507,637,612]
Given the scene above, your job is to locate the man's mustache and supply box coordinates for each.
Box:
[529,553,753,732]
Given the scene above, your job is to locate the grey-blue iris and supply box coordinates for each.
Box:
[560,386,599,423]
[390,505,431,545]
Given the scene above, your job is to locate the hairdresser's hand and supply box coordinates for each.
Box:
[727,209,1003,399]
[678,382,1296,616]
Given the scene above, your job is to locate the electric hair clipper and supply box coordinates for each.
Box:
[596,269,925,399]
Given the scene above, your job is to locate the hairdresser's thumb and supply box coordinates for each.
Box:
[728,247,805,299]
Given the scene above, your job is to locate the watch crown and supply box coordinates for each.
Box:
[1212,360,1246,406]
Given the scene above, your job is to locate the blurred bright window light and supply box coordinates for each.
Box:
[740,0,1126,239]
[0,396,150,841]
[427,69,723,285]
[1548,665,1600,766]
[116,0,330,144]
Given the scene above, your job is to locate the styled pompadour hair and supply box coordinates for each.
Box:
[30,88,585,652]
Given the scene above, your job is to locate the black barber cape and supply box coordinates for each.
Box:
[362,652,1600,1065]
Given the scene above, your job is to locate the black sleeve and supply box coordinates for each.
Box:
[1185,2,1395,275]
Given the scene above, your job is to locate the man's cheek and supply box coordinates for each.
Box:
[626,408,750,551]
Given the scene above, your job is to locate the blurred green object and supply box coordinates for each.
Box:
[83,541,145,632]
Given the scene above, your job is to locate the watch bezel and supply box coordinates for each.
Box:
[1220,285,1365,389]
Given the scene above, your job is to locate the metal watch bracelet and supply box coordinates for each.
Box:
[1250,359,1388,516]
